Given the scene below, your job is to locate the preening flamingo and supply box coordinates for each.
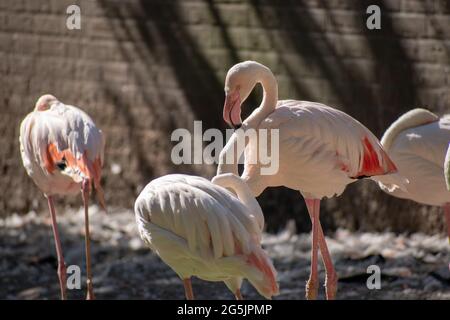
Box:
[134,173,279,300]
[378,108,450,242]
[19,94,105,299]
[217,61,408,300]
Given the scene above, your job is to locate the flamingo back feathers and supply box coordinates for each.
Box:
[445,143,450,192]
[381,108,439,151]
[20,100,105,206]
[134,174,278,299]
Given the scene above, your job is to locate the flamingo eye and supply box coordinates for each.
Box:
[56,156,67,170]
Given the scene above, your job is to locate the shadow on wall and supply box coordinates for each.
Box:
[248,0,419,134]
[96,0,445,234]
[247,0,432,233]
[96,0,233,207]
[99,0,226,131]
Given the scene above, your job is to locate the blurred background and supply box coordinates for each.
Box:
[1,0,449,234]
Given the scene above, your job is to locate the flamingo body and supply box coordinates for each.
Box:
[19,94,105,299]
[379,109,450,206]
[218,61,408,299]
[243,100,402,198]
[20,99,105,199]
[134,174,278,299]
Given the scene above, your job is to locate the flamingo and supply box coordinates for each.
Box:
[19,94,105,299]
[134,173,279,300]
[378,108,450,243]
[446,142,450,193]
[217,61,407,300]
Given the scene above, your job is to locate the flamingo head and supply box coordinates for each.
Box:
[35,94,58,111]
[223,61,261,129]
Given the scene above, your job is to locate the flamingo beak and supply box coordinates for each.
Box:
[223,88,242,129]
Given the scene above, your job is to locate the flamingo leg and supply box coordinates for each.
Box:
[304,198,320,300]
[235,289,243,300]
[444,204,450,244]
[82,179,95,300]
[46,195,67,300]
[183,278,194,300]
[305,199,337,300]
[444,205,450,271]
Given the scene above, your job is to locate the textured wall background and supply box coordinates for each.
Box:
[1,0,449,234]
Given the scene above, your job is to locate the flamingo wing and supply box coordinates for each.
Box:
[135,174,260,259]
[445,143,450,192]
[134,174,278,298]
[383,116,450,205]
[20,102,105,203]
[244,101,405,198]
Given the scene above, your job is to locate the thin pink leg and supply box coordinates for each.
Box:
[47,195,67,300]
[183,278,194,300]
[82,179,95,300]
[305,198,320,300]
[444,204,450,271]
[235,289,243,300]
[305,199,337,300]
[444,204,450,244]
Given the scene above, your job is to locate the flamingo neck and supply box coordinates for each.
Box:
[244,68,278,128]
[213,174,264,230]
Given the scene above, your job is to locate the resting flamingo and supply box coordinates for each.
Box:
[217,61,407,300]
[19,94,105,299]
[378,108,450,243]
[134,173,279,300]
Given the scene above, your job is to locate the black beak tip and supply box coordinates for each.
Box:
[227,121,242,130]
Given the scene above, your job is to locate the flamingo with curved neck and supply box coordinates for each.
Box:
[223,62,278,129]
[134,174,278,300]
[379,108,450,248]
[218,61,408,300]
[212,173,264,231]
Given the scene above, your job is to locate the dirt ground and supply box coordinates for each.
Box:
[1,206,449,300]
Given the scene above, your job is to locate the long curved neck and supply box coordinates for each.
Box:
[445,143,450,191]
[381,108,438,151]
[244,68,278,128]
[213,174,264,230]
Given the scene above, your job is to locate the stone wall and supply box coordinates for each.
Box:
[1,0,449,233]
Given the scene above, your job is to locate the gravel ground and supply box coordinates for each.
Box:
[1,206,449,300]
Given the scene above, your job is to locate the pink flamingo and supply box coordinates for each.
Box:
[217,61,407,300]
[379,108,450,243]
[134,173,278,300]
[19,94,105,299]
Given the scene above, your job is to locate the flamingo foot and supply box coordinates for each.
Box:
[306,278,318,300]
[82,179,95,300]
[325,272,338,300]
[235,289,243,300]
[86,279,95,300]
[183,278,195,300]
[57,262,67,300]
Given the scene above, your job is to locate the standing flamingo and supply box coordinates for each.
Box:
[378,108,450,242]
[19,94,105,299]
[134,173,279,300]
[445,141,450,193]
[217,61,407,300]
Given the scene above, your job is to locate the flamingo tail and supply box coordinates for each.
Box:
[243,244,279,299]
[45,143,106,211]
[371,173,409,192]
